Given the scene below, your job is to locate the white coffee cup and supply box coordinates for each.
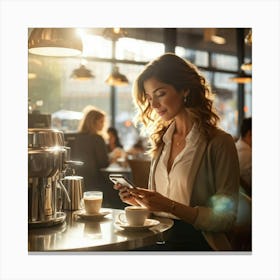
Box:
[81,191,103,214]
[119,206,149,226]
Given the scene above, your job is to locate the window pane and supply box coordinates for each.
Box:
[29,56,113,132]
[213,72,238,136]
[114,63,145,149]
[61,59,111,115]
[211,53,238,71]
[244,83,252,118]
[176,47,209,67]
[200,70,238,136]
[82,34,112,58]
[116,38,164,61]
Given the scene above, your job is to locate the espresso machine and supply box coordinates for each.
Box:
[28,128,82,227]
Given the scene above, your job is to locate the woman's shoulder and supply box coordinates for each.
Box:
[77,132,105,142]
[208,127,235,146]
[211,127,233,138]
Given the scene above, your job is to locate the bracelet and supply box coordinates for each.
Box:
[170,200,176,213]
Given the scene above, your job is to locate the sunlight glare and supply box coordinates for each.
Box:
[81,34,112,58]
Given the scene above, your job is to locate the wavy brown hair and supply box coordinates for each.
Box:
[78,108,105,135]
[132,53,220,156]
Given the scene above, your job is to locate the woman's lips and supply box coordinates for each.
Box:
[156,110,167,116]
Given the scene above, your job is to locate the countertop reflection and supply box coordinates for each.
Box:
[28,208,173,252]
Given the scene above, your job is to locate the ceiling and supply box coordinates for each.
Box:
[84,28,251,57]
[28,28,252,58]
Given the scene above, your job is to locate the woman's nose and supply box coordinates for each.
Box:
[150,97,160,108]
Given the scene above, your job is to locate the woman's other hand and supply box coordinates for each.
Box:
[128,188,171,212]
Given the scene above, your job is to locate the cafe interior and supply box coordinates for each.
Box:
[28,28,252,252]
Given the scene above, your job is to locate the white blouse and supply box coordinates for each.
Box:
[154,122,200,218]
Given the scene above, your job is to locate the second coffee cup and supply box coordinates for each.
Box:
[81,191,103,214]
[119,206,149,226]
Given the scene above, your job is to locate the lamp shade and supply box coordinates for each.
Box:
[241,62,252,71]
[70,65,95,80]
[229,72,252,84]
[103,28,127,41]
[244,29,252,46]
[105,66,129,86]
[28,28,82,56]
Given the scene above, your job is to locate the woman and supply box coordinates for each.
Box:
[71,107,109,191]
[114,53,240,251]
[107,127,126,164]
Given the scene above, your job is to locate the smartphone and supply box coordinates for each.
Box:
[109,174,136,189]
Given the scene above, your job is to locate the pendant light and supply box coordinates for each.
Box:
[229,72,252,84]
[103,28,127,41]
[240,62,252,71]
[241,29,252,72]
[204,28,226,45]
[103,28,129,86]
[244,29,252,46]
[230,28,252,84]
[105,66,129,86]
[70,64,95,80]
[28,28,82,56]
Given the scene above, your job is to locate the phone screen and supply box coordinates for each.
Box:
[109,174,135,189]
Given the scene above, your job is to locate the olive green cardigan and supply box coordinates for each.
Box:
[148,128,240,250]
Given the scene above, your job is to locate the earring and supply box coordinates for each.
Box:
[184,95,192,108]
[183,89,190,106]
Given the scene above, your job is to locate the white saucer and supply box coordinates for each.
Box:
[114,218,160,231]
[73,209,111,220]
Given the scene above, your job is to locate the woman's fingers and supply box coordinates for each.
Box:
[129,187,152,196]
[113,183,123,190]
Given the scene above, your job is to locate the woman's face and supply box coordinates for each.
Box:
[108,131,116,144]
[143,77,185,121]
[95,116,105,131]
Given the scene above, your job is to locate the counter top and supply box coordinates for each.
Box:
[28,208,173,252]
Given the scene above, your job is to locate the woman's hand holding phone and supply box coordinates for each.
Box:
[110,174,139,206]
[113,183,139,205]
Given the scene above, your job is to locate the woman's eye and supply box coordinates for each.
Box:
[155,91,165,97]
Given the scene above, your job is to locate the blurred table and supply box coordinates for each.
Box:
[28,208,174,252]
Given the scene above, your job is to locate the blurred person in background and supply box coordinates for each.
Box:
[235,117,252,196]
[71,107,109,191]
[126,138,148,158]
[107,127,126,164]
[114,53,240,251]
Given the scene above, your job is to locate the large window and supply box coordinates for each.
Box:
[176,46,209,67]
[29,28,251,148]
[28,35,164,149]
[116,37,164,62]
[211,53,238,71]
[175,48,241,136]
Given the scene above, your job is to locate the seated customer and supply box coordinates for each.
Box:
[106,127,126,164]
[126,138,148,158]
[235,117,252,196]
[71,107,109,191]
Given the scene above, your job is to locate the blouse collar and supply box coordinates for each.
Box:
[162,121,199,145]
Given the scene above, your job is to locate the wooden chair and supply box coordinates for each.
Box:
[228,191,252,251]
[127,158,151,188]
